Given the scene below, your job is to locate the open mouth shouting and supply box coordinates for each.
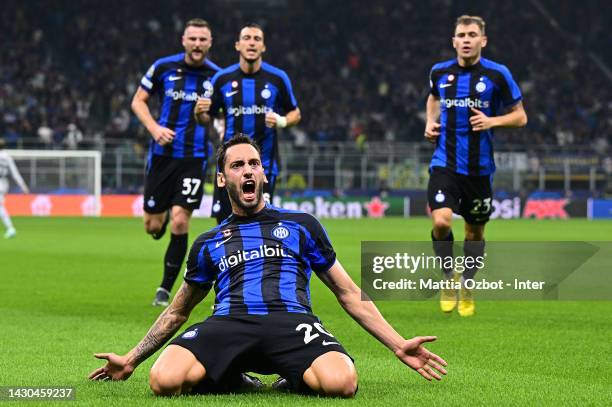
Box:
[242,179,257,202]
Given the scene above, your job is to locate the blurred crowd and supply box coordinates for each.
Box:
[1,0,610,154]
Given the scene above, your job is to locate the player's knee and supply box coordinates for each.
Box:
[319,370,358,398]
[308,363,357,398]
[149,369,183,397]
[171,218,189,234]
[144,218,160,235]
[433,217,452,233]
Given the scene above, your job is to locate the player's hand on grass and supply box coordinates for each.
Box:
[88,353,135,381]
[150,124,175,146]
[424,121,441,143]
[394,336,448,381]
[470,108,495,131]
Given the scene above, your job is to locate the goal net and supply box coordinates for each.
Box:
[5,150,102,216]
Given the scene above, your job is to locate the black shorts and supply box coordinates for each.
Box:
[211,171,276,223]
[143,155,206,213]
[169,312,352,393]
[427,166,493,224]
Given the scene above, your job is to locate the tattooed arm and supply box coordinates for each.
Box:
[88,282,209,381]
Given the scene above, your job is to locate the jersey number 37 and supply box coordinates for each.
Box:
[181,178,201,196]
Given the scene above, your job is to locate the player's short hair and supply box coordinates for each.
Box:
[238,22,264,40]
[455,15,486,35]
[185,18,211,31]
[217,134,262,173]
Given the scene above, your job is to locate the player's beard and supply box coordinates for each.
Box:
[226,180,264,213]
[242,50,261,64]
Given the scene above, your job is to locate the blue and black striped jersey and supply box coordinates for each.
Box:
[184,204,335,316]
[208,62,298,177]
[140,53,221,159]
[429,57,522,176]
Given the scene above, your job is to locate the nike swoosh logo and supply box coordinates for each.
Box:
[215,236,232,248]
[225,90,238,97]
[169,75,182,81]
[440,83,452,88]
[186,198,199,203]
[322,340,339,346]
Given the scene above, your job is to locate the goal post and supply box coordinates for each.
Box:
[5,150,102,216]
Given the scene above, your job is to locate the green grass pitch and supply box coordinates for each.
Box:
[1,217,611,406]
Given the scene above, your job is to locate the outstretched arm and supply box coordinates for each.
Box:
[88,282,209,381]
[317,261,447,380]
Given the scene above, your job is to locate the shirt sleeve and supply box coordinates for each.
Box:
[184,238,216,289]
[497,65,522,108]
[303,216,336,273]
[429,67,440,98]
[277,71,298,114]
[140,61,160,94]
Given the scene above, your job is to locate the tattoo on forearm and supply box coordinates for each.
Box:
[131,283,205,365]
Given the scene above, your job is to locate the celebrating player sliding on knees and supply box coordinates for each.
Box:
[89,134,447,397]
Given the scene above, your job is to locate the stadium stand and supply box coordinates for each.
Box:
[1,0,609,193]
